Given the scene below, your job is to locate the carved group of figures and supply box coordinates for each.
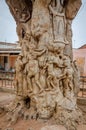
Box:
[15,32,78,98]
[14,0,80,98]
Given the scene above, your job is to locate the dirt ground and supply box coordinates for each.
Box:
[0,91,86,130]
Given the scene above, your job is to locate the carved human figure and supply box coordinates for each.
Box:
[22,42,29,59]
[25,46,45,91]
[47,54,64,90]
[24,53,43,93]
[31,0,52,48]
[49,0,67,43]
[11,7,30,23]
[46,41,65,55]
[21,33,37,61]
[15,54,24,96]
[39,66,47,90]
[72,60,80,94]
[23,69,28,96]
[64,19,73,58]
[19,11,30,23]
[16,1,32,23]
[62,56,74,96]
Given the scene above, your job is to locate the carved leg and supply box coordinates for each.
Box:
[27,76,33,92]
[35,73,43,92]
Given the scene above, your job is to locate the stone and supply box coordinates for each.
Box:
[6,0,82,130]
[41,125,67,130]
[27,128,34,130]
[5,128,14,130]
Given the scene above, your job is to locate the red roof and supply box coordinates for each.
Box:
[79,44,86,49]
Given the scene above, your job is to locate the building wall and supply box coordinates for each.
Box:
[0,55,9,70]
[0,56,4,67]
[73,48,86,76]
[0,55,18,71]
[9,55,17,69]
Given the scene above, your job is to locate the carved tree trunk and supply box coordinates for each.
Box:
[6,0,82,129]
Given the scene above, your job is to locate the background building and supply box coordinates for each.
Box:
[0,42,21,71]
[73,44,86,76]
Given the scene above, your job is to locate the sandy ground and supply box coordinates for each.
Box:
[0,91,86,130]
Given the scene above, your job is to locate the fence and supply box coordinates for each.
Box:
[0,70,15,93]
[0,71,86,97]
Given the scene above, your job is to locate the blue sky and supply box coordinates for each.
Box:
[72,0,86,48]
[0,0,18,43]
[0,0,86,48]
